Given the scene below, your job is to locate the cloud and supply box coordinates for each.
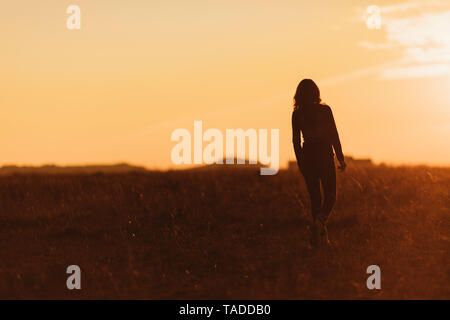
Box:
[378,0,449,14]
[358,41,396,50]
[380,2,419,13]
[319,62,395,87]
[382,64,450,79]
[385,11,450,49]
[360,1,450,79]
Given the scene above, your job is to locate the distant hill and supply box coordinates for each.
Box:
[0,163,148,175]
[345,156,372,166]
[186,158,266,171]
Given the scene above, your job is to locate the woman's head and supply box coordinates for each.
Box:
[293,79,321,110]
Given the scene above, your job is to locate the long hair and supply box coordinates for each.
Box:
[293,79,321,110]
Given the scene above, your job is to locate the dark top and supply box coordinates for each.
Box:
[292,103,344,163]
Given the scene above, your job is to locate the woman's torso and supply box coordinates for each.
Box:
[293,103,335,165]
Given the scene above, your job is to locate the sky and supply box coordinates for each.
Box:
[1,0,450,169]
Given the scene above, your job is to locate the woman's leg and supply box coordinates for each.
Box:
[319,159,336,222]
[301,169,322,220]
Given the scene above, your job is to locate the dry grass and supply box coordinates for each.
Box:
[0,165,449,299]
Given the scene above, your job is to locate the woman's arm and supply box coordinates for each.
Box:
[292,111,302,168]
[327,106,346,169]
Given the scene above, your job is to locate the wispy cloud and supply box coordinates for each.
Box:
[380,0,449,13]
[380,2,420,13]
[382,64,450,79]
[358,41,395,50]
[318,62,396,87]
[360,1,450,79]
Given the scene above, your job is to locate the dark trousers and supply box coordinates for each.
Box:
[299,143,337,222]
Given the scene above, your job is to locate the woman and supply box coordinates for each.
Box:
[292,79,346,245]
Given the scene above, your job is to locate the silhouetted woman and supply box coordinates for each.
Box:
[292,79,346,245]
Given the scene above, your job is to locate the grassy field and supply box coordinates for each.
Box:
[0,164,449,299]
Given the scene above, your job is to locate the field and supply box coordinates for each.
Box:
[0,164,449,299]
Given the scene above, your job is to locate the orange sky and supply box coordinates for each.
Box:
[1,0,450,169]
